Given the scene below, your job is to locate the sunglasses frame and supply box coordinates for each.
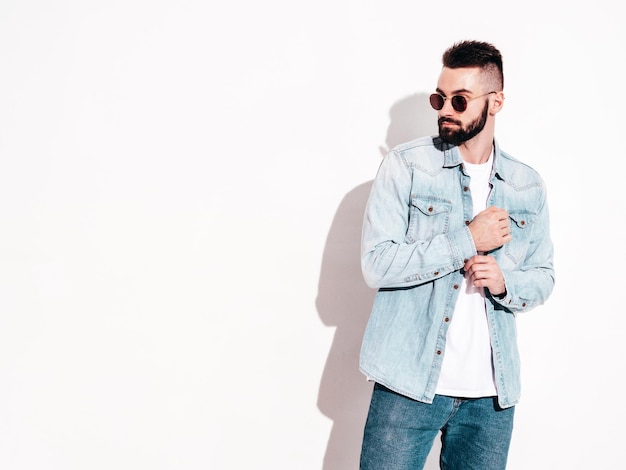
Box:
[430,91,497,113]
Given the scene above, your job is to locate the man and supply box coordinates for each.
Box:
[358,40,555,469]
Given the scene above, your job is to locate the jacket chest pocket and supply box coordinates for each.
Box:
[504,210,537,264]
[407,197,452,243]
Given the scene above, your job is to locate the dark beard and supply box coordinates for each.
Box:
[438,100,489,145]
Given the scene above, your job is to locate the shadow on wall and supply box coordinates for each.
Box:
[316,93,439,470]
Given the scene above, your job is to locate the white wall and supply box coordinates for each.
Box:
[0,1,622,469]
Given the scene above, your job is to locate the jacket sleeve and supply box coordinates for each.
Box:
[361,151,477,289]
[492,180,555,313]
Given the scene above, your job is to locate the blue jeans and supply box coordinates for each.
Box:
[360,383,515,470]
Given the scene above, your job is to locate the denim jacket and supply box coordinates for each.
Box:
[359,135,555,408]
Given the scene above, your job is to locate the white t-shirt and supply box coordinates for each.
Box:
[435,151,497,397]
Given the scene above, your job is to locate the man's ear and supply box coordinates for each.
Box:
[491,91,505,115]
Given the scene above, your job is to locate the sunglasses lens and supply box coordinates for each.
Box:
[430,94,469,112]
[451,95,467,112]
[429,94,444,110]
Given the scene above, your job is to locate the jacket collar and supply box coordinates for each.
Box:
[437,137,507,182]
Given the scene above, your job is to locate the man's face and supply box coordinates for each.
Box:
[435,67,492,145]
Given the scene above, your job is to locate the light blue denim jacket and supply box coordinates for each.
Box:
[359,135,555,408]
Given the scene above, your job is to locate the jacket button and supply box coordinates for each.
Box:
[520,220,526,226]
[436,350,442,355]
[465,220,470,226]
[428,206,434,212]
[463,186,469,192]
[522,302,526,307]
[453,284,459,289]
[444,317,450,322]
[433,271,439,276]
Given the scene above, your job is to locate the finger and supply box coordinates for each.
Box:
[464,256,484,270]
[469,254,493,264]
[469,263,492,277]
[489,206,508,218]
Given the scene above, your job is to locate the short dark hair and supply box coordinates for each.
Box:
[442,40,504,90]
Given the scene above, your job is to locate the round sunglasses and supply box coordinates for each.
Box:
[429,91,496,113]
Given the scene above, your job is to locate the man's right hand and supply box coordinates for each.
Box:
[468,206,512,252]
